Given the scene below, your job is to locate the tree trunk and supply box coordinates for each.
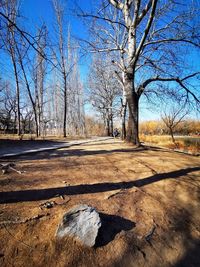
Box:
[10,53,21,136]
[29,118,31,134]
[35,117,39,137]
[106,118,110,136]
[121,96,127,140]
[110,115,113,136]
[63,75,67,138]
[8,19,21,136]
[170,128,176,144]
[124,74,140,145]
[16,47,39,138]
[14,112,17,134]
[16,82,21,136]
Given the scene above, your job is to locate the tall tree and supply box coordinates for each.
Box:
[33,26,47,136]
[1,0,21,135]
[52,0,69,137]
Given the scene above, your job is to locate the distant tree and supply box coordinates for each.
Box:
[88,54,121,136]
[49,4,85,137]
[140,120,163,135]
[162,106,188,145]
[66,52,86,136]
[0,81,17,133]
[187,120,200,135]
[85,116,105,137]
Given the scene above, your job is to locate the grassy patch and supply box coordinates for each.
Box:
[140,134,200,155]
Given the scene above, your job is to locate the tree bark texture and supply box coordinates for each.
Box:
[124,73,139,145]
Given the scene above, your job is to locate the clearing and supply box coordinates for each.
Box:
[0,139,200,267]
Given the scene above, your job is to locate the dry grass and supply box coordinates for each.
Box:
[140,134,200,155]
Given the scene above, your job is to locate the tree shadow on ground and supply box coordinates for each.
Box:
[114,202,200,267]
[174,240,200,267]
[0,139,67,157]
[0,166,199,204]
[95,213,135,247]
[81,141,123,147]
[0,145,166,162]
[171,209,200,267]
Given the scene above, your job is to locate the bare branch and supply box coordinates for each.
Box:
[137,0,153,25]
[144,38,200,48]
[109,0,124,10]
[0,11,45,58]
[138,73,200,103]
[78,13,128,29]
[133,0,158,66]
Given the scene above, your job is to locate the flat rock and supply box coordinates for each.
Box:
[56,204,101,247]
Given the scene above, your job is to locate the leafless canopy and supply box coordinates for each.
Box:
[79,0,200,143]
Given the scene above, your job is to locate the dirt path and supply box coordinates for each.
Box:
[0,137,112,157]
[0,139,200,267]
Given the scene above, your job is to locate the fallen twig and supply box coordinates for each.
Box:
[0,213,50,226]
[107,189,124,199]
[0,163,23,174]
[145,225,156,243]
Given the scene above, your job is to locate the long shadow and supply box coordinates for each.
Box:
[174,240,200,267]
[95,213,135,247]
[171,209,200,267]
[81,141,123,147]
[0,167,199,204]
[0,139,67,157]
[114,205,200,267]
[0,146,163,161]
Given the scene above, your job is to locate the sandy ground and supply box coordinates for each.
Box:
[0,139,200,267]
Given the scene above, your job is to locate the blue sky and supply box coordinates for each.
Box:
[1,0,199,121]
[20,0,93,37]
[20,0,92,80]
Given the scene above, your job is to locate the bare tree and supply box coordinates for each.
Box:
[0,80,17,133]
[67,51,86,136]
[0,0,21,135]
[52,0,70,137]
[162,105,188,146]
[88,54,121,136]
[120,91,127,139]
[0,1,51,63]
[51,0,86,137]
[1,0,86,139]
[33,26,47,136]
[0,0,54,137]
[80,0,200,144]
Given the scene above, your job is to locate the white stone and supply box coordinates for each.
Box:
[56,204,101,247]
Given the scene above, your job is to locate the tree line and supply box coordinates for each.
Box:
[0,0,200,144]
[140,119,200,136]
[0,0,85,137]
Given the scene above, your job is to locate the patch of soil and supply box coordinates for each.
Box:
[0,139,200,267]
